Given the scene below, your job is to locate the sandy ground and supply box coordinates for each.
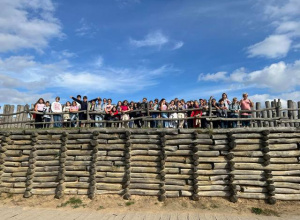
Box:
[0,193,299,218]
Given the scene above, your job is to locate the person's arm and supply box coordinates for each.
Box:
[70,96,82,104]
[88,97,99,103]
[34,104,38,111]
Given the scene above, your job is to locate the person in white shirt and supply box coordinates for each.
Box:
[51,96,62,127]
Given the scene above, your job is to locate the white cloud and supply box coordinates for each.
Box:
[198,71,227,81]
[75,18,97,37]
[248,0,300,59]
[247,35,292,59]
[130,31,169,48]
[0,0,63,53]
[199,60,300,92]
[264,0,300,18]
[172,41,184,50]
[0,55,176,104]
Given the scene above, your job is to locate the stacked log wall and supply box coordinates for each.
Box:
[0,127,299,203]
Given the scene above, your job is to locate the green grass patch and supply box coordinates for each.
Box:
[57,197,86,209]
[251,207,280,217]
[125,201,135,206]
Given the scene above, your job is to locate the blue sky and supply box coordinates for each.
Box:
[0,0,299,107]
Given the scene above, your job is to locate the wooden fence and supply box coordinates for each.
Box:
[0,127,300,203]
[0,99,299,129]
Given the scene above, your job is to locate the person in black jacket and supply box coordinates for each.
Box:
[70,95,98,127]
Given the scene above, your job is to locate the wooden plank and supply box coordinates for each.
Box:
[255,102,261,127]
[16,105,23,128]
[266,101,273,127]
[288,100,294,127]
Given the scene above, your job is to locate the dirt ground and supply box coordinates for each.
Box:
[0,193,299,218]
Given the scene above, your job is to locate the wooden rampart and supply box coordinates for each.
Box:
[0,127,299,204]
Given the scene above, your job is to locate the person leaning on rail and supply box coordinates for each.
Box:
[240,93,254,127]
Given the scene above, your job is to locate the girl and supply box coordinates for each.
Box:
[160,99,169,128]
[217,99,228,128]
[34,98,45,129]
[150,99,159,128]
[168,100,178,128]
[89,100,96,127]
[229,97,241,128]
[121,100,130,128]
[177,102,185,129]
[191,100,202,128]
[63,101,71,127]
[109,106,119,127]
[70,101,79,127]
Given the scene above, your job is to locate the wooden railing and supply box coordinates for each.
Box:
[0,99,299,129]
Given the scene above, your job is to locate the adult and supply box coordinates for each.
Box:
[240,93,253,127]
[95,98,105,127]
[168,100,178,128]
[191,100,202,128]
[121,100,130,128]
[160,98,169,128]
[229,97,241,128]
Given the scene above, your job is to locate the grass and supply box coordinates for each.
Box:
[251,207,280,217]
[97,205,105,210]
[57,197,86,209]
[125,201,135,206]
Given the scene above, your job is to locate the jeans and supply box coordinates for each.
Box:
[95,115,104,127]
[53,114,62,128]
[169,113,178,128]
[151,113,158,128]
[161,113,169,128]
[43,117,51,128]
[231,114,238,128]
[241,115,251,127]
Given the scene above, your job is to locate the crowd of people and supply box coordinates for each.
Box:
[33,93,254,129]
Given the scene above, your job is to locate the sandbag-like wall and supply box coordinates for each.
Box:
[0,127,299,203]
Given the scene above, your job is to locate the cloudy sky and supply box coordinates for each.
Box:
[0,0,299,108]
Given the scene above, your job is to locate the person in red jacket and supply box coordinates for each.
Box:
[190,100,202,128]
[109,106,119,127]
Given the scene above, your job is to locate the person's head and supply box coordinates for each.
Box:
[194,100,199,107]
[72,101,77,106]
[190,100,194,106]
[83,96,87,102]
[154,98,158,104]
[233,97,238,103]
[66,101,71,106]
[243,93,248,99]
[98,98,102,103]
[108,98,112,104]
[212,98,216,104]
[143,97,147,103]
[77,95,81,100]
[55,96,60,102]
[181,99,185,104]
[117,101,122,106]
[45,101,50,106]
[203,99,207,105]
[123,100,128,105]
[160,98,166,104]
[174,97,178,102]
[222,93,228,99]
[170,100,175,105]
[149,100,153,105]
[111,106,117,112]
[130,101,134,106]
[38,98,45,104]
[91,100,96,105]
[103,98,107,103]
[219,99,224,104]
[178,102,182,107]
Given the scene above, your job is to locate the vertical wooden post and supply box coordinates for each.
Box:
[123,131,131,200]
[208,97,213,129]
[24,132,38,198]
[287,100,294,127]
[159,132,166,201]
[89,131,99,199]
[55,131,68,199]
[253,102,258,127]
[0,132,9,192]
[86,104,90,128]
[256,102,261,127]
[23,104,30,129]
[297,101,300,127]
[265,101,273,127]
[227,132,237,203]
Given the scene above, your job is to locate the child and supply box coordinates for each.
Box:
[43,101,51,128]
[229,97,241,128]
[34,98,45,129]
[191,101,202,128]
[217,99,228,128]
[168,100,178,128]
[70,101,79,127]
[63,101,71,127]
[51,97,62,128]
